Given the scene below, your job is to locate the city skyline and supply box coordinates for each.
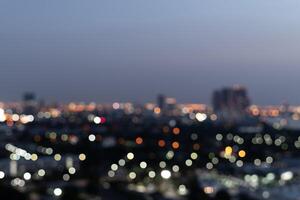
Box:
[1,1,300,104]
[0,86,296,106]
[2,1,300,200]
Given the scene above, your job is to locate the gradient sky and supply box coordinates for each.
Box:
[1,0,300,105]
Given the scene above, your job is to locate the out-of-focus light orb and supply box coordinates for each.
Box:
[192,113,199,121]
[159,161,166,169]
[0,171,5,179]
[229,156,236,163]
[281,171,293,181]
[216,133,223,141]
[79,153,86,161]
[154,107,161,114]
[23,172,31,180]
[190,133,198,141]
[127,152,134,160]
[46,148,53,155]
[38,169,45,177]
[204,186,214,194]
[28,115,34,122]
[190,152,198,160]
[54,154,61,161]
[196,113,207,122]
[0,108,6,122]
[31,153,38,161]
[63,174,70,181]
[172,165,180,173]
[169,119,176,127]
[225,146,233,156]
[140,161,147,169]
[161,170,171,179]
[236,160,244,167]
[61,134,68,141]
[185,159,193,167]
[68,167,76,175]
[172,141,180,149]
[12,114,19,121]
[266,156,273,164]
[262,191,270,199]
[178,184,188,195]
[173,127,180,135]
[206,162,213,170]
[158,140,166,147]
[210,114,218,121]
[226,133,233,140]
[88,134,96,142]
[118,159,126,166]
[166,151,174,160]
[112,102,120,109]
[54,188,62,196]
[148,171,156,178]
[135,137,143,145]
[238,150,246,158]
[11,178,25,187]
[93,116,101,124]
[128,172,136,180]
[111,164,118,171]
[24,153,31,160]
[266,173,275,181]
[18,179,25,187]
[10,154,19,161]
[212,157,219,164]
[254,159,261,166]
[108,170,115,178]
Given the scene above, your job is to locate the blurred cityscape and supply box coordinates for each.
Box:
[1,86,300,200]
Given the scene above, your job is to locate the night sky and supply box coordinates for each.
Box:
[1,0,300,105]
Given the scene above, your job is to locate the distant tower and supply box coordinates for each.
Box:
[212,85,250,121]
[23,92,37,115]
[157,94,166,110]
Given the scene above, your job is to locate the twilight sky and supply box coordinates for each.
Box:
[1,0,300,105]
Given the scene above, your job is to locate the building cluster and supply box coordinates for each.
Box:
[212,85,250,122]
[0,88,300,200]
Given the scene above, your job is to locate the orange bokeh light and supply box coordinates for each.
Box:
[172,141,180,149]
[158,139,166,147]
[173,127,180,135]
[136,137,143,145]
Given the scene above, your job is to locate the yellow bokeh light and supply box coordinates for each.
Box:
[79,153,86,161]
[238,150,246,158]
[54,154,61,161]
[225,146,233,156]
[31,154,38,161]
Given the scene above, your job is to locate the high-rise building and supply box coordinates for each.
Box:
[157,94,166,110]
[212,85,250,121]
[23,92,38,115]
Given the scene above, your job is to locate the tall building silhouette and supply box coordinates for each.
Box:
[157,94,166,110]
[212,85,250,121]
[23,92,38,115]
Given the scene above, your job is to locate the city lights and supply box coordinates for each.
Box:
[127,152,134,160]
[0,171,5,179]
[88,134,96,142]
[0,91,300,200]
[23,172,31,181]
[161,170,171,179]
[53,188,62,196]
[2,1,300,199]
